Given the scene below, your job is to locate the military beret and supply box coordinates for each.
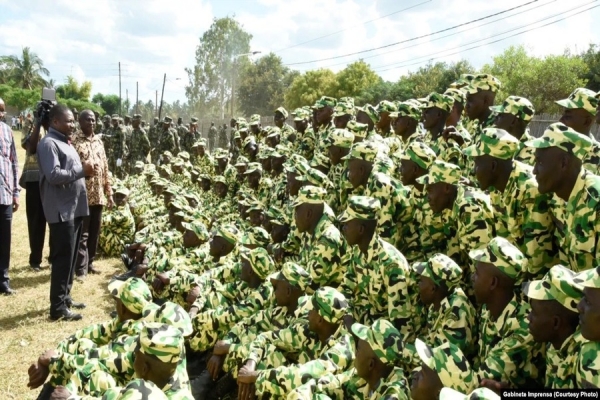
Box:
[463,128,520,160]
[469,237,527,281]
[351,319,403,365]
[275,107,289,118]
[525,122,594,161]
[440,387,500,400]
[108,277,152,315]
[142,301,193,336]
[415,339,476,393]
[139,323,184,364]
[240,247,274,280]
[244,162,263,175]
[465,74,502,94]
[490,96,535,121]
[312,96,337,109]
[524,264,583,312]
[292,185,328,207]
[416,160,462,185]
[443,88,466,105]
[215,223,240,245]
[556,88,599,116]
[271,262,312,291]
[182,220,209,242]
[346,120,369,138]
[311,287,349,324]
[424,92,454,113]
[342,141,379,163]
[413,253,462,289]
[338,195,381,222]
[574,266,600,289]
[400,141,437,170]
[329,128,355,148]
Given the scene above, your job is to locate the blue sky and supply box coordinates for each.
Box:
[0,0,598,104]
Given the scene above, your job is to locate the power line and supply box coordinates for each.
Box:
[294,0,557,71]
[284,0,542,66]
[374,1,599,73]
[273,0,432,54]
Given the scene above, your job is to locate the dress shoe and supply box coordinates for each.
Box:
[50,310,82,321]
[30,264,41,272]
[0,287,16,295]
[88,265,101,274]
[67,300,86,309]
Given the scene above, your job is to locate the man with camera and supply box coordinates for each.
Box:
[37,104,96,321]
[0,98,20,295]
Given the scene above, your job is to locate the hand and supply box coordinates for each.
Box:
[213,340,230,356]
[238,382,256,400]
[206,354,225,381]
[273,247,285,263]
[152,273,170,293]
[480,379,510,394]
[50,386,71,399]
[188,306,199,318]
[238,364,259,400]
[186,286,201,306]
[27,362,50,389]
[12,197,19,212]
[106,196,115,209]
[442,126,464,146]
[82,161,96,177]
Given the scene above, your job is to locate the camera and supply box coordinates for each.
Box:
[33,88,57,124]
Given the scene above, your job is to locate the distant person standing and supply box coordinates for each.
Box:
[72,110,114,278]
[37,104,95,321]
[0,98,20,295]
[208,122,217,152]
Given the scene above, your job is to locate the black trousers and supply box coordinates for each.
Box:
[0,204,12,289]
[76,205,103,274]
[26,181,47,266]
[49,217,82,314]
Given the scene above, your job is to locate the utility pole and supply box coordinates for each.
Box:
[118,62,122,116]
[155,90,158,115]
[126,89,129,115]
[231,59,235,119]
[136,82,139,114]
[158,73,166,120]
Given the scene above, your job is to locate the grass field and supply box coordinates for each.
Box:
[0,140,122,399]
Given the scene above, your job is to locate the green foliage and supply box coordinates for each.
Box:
[0,47,49,90]
[92,93,121,116]
[284,69,337,110]
[0,84,39,111]
[185,17,253,118]
[403,60,475,98]
[333,60,381,99]
[482,45,588,114]
[56,75,92,101]
[580,43,600,92]
[60,98,103,114]
[237,53,297,116]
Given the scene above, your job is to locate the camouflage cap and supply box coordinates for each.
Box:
[424,92,454,113]
[465,74,502,94]
[415,339,476,393]
[463,127,519,160]
[377,100,398,114]
[134,160,145,169]
[297,167,332,188]
[182,220,209,241]
[440,387,500,400]
[291,185,328,207]
[338,195,381,222]
[400,141,437,170]
[285,154,310,175]
[329,128,355,148]
[412,253,462,288]
[271,262,312,291]
[266,205,288,226]
[339,96,355,107]
[267,127,282,139]
[525,122,594,160]
[190,117,198,123]
[178,151,190,161]
[444,88,466,105]
[163,116,173,123]
[214,149,229,159]
[138,323,183,364]
[241,226,271,248]
[469,237,527,280]
[115,187,131,196]
[342,141,379,163]
[352,319,403,365]
[242,136,256,149]
[490,96,535,121]
[213,175,227,185]
[312,96,337,109]
[356,104,379,124]
[309,151,331,169]
[392,101,422,120]
[142,301,193,336]
[240,247,274,280]
[111,114,119,120]
[523,264,583,312]
[312,286,349,324]
[275,106,289,118]
[416,160,462,185]
[234,156,249,167]
[258,147,273,160]
[449,74,475,89]
[293,108,311,121]
[346,120,369,138]
[333,102,356,117]
[215,223,240,245]
[249,114,261,126]
[574,266,600,289]
[244,162,263,175]
[108,379,169,400]
[108,277,152,315]
[196,138,208,148]
[556,88,599,116]
[271,144,288,158]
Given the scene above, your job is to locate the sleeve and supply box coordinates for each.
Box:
[9,131,19,197]
[520,191,555,278]
[577,342,600,388]
[457,202,493,258]
[385,260,413,331]
[246,322,314,365]
[304,231,343,287]
[57,320,117,352]
[37,140,85,185]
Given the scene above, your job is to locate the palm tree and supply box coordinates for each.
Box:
[0,47,49,89]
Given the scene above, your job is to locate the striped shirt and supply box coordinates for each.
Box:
[0,121,19,204]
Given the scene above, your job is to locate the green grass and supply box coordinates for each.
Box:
[0,140,121,399]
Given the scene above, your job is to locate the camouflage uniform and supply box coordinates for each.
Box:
[312,97,337,161]
[105,116,128,177]
[245,287,355,398]
[524,265,587,389]
[574,266,600,387]
[100,379,169,400]
[293,108,316,161]
[158,117,180,158]
[415,339,476,393]
[208,123,218,152]
[440,387,500,400]
[99,188,135,257]
[463,128,555,279]
[127,115,151,171]
[218,124,228,149]
[527,123,600,272]
[469,238,545,388]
